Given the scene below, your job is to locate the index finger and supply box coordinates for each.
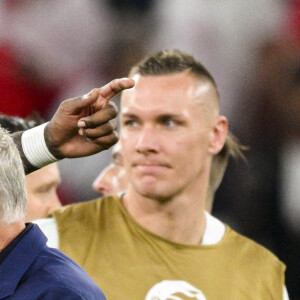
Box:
[97,78,135,108]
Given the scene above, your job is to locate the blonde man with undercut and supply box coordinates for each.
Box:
[19,51,288,299]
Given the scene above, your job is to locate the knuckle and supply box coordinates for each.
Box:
[59,97,81,114]
[82,117,95,128]
[99,122,114,135]
[110,79,120,93]
[108,133,119,146]
[59,99,69,110]
[110,101,118,110]
[106,105,118,118]
[110,118,118,130]
[105,121,114,132]
[112,130,119,140]
[101,132,119,149]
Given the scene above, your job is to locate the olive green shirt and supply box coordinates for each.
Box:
[52,196,285,299]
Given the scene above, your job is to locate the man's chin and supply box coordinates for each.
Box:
[135,186,175,203]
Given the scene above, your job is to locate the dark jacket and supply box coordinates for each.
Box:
[0,224,106,299]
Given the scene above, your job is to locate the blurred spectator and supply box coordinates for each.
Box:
[25,163,62,221]
[0,114,62,221]
[92,142,128,196]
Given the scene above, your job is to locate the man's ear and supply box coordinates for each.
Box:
[208,116,228,155]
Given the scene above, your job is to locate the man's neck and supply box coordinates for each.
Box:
[122,187,207,245]
[0,222,25,251]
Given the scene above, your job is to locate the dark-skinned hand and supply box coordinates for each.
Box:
[44,78,135,158]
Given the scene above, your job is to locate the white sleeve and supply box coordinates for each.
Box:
[33,218,59,248]
[283,285,289,300]
[21,123,58,168]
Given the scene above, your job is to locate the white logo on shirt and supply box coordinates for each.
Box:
[145,280,207,300]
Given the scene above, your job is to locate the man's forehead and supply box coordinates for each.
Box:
[121,73,217,115]
[129,72,196,89]
[26,163,60,182]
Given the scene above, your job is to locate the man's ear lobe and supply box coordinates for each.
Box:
[208,116,228,155]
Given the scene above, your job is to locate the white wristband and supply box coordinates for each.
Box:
[21,122,58,168]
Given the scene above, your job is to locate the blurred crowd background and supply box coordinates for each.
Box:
[0,0,299,298]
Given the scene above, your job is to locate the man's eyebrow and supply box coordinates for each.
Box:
[36,180,61,192]
[46,179,62,188]
[122,112,185,120]
[157,113,184,119]
[121,113,138,118]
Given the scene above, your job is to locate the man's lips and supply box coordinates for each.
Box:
[133,161,171,167]
[132,162,171,172]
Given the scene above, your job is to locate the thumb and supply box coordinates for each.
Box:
[62,89,100,115]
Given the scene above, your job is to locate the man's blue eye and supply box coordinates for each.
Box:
[124,120,137,127]
[164,119,176,127]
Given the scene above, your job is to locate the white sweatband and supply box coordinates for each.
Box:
[21,122,58,168]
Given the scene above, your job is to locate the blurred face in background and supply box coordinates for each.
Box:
[93,143,129,196]
[25,163,62,221]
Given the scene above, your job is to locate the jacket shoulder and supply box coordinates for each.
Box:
[24,246,105,299]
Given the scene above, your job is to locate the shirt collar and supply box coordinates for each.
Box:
[0,223,34,265]
[201,211,226,245]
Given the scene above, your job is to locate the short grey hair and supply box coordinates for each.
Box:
[0,126,26,224]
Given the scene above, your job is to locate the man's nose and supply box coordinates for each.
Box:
[92,166,113,195]
[48,193,62,213]
[135,127,159,154]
